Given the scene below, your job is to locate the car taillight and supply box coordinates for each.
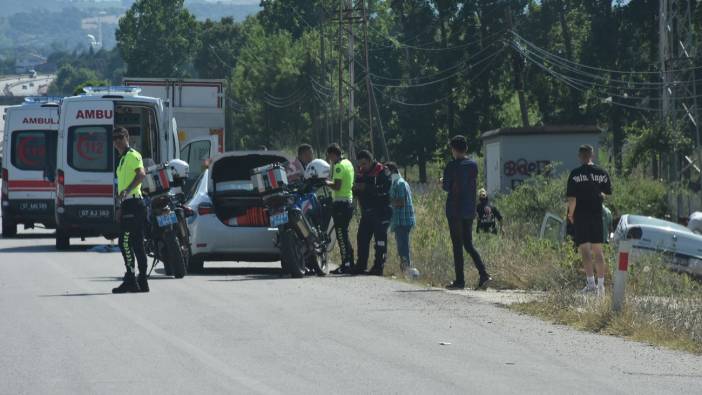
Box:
[56,169,65,208]
[1,168,8,204]
[197,203,213,216]
[183,205,195,218]
[626,227,642,239]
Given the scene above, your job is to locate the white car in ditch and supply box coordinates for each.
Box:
[184,151,289,272]
[612,214,702,276]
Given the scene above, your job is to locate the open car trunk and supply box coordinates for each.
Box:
[210,153,288,227]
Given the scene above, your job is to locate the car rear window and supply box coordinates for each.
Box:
[11,130,56,171]
[68,125,112,172]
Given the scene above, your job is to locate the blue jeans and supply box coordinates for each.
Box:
[394,225,413,269]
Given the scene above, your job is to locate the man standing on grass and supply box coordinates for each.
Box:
[442,135,491,290]
[352,150,392,276]
[385,162,417,276]
[566,144,612,296]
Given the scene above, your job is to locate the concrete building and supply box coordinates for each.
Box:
[480,125,602,195]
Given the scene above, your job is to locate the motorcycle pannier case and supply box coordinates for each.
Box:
[142,164,173,196]
[250,163,288,195]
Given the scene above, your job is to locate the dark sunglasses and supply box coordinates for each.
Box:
[112,135,126,141]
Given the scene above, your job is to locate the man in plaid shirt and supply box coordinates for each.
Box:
[386,162,416,274]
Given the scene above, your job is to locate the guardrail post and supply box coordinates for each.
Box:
[612,240,632,312]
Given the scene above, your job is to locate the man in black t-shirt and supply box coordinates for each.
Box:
[566,145,612,296]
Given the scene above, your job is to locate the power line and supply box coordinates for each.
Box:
[515,42,702,102]
[371,47,505,88]
[373,49,502,107]
[510,30,702,76]
[368,39,503,83]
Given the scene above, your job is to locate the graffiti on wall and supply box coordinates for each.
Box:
[504,159,552,190]
[503,159,551,177]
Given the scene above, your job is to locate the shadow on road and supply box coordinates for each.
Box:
[186,266,290,281]
[1,233,55,240]
[0,244,96,253]
[38,292,113,297]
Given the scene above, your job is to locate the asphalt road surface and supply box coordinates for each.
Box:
[1,74,55,96]
[0,228,701,394]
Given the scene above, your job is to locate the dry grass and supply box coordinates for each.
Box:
[329,179,702,354]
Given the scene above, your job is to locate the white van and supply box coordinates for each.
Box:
[1,97,61,237]
[54,86,180,249]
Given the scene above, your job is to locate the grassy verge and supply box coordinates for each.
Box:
[512,255,702,354]
[330,174,702,354]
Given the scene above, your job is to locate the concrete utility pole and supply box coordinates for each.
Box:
[361,0,374,155]
[334,0,389,160]
[659,0,701,215]
[347,0,356,160]
[505,6,530,127]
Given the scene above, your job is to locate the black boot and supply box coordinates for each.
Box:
[112,272,140,294]
[137,274,150,293]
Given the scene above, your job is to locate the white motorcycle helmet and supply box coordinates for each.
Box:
[167,159,190,180]
[304,159,331,180]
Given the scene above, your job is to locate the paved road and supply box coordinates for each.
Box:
[0,228,701,394]
[1,74,55,96]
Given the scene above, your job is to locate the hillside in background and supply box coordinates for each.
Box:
[0,0,259,57]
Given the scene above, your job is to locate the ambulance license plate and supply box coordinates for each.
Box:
[19,202,48,211]
[157,212,178,228]
[270,212,288,227]
[79,208,111,219]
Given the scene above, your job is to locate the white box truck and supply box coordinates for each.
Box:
[122,78,224,183]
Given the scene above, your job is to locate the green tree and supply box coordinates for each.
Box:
[116,0,198,77]
[194,17,243,79]
[48,64,100,95]
[230,18,311,149]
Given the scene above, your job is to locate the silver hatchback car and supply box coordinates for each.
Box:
[185,151,289,272]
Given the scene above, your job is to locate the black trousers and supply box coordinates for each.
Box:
[119,198,148,275]
[332,201,354,267]
[356,209,390,271]
[448,217,487,285]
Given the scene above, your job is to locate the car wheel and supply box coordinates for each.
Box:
[280,228,305,278]
[55,229,70,250]
[2,220,17,238]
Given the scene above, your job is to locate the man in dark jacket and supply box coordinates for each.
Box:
[352,150,392,275]
[442,135,491,290]
[476,188,503,234]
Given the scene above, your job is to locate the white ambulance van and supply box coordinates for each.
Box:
[1,97,61,237]
[54,86,180,249]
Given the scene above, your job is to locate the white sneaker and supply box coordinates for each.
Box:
[405,267,420,279]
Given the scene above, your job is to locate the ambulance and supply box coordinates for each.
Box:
[54,86,181,249]
[1,97,61,237]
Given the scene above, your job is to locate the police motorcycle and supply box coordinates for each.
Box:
[254,159,336,278]
[141,159,192,278]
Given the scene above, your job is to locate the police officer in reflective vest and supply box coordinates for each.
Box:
[112,127,149,293]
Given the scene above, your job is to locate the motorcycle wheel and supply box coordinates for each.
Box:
[164,230,186,278]
[179,223,192,272]
[158,239,174,276]
[280,228,305,278]
[311,250,329,276]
